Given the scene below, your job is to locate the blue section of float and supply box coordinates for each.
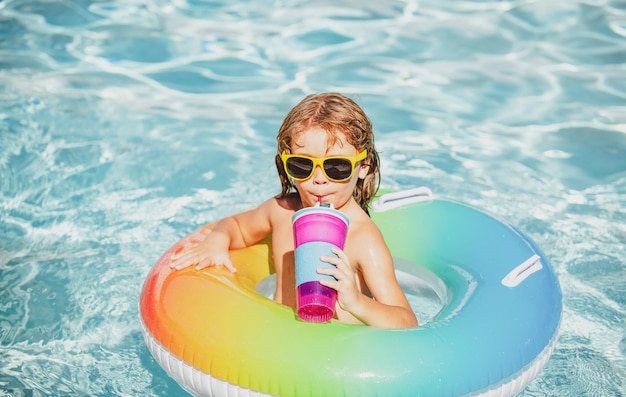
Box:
[370,198,562,395]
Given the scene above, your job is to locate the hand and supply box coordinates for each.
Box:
[317,247,361,312]
[169,230,237,272]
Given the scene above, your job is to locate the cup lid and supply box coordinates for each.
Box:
[292,205,349,225]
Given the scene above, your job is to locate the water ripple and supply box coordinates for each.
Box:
[1,0,625,395]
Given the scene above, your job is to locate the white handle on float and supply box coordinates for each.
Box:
[501,254,543,287]
[371,187,434,212]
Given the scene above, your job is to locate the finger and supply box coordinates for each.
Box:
[171,244,198,259]
[195,257,213,270]
[317,266,339,278]
[224,259,237,273]
[318,278,338,290]
[171,259,196,270]
[320,255,340,266]
[170,261,182,270]
[172,247,202,263]
[330,245,342,254]
[330,246,350,263]
[320,255,351,278]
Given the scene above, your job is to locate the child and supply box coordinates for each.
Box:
[170,93,418,329]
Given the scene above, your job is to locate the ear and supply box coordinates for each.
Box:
[357,163,370,179]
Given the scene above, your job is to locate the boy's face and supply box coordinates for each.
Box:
[289,128,369,210]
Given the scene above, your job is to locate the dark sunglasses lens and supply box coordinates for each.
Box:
[286,157,314,179]
[323,158,353,181]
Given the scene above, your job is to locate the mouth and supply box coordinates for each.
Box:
[306,192,329,206]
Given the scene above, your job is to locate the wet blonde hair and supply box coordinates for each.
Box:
[275,93,380,214]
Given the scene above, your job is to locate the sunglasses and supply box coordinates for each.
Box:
[281,149,367,182]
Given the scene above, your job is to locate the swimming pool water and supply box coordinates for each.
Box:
[1,0,625,396]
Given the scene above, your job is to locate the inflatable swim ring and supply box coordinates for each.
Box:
[140,187,562,396]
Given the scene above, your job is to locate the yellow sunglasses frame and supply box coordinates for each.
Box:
[281,149,368,182]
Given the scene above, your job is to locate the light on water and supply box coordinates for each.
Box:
[1,0,625,396]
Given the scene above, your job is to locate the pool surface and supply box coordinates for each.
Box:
[1,0,625,396]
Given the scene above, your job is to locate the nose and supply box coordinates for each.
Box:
[311,165,328,184]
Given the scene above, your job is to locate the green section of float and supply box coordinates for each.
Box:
[243,198,561,396]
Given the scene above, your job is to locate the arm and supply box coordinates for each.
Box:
[319,226,418,329]
[169,198,276,272]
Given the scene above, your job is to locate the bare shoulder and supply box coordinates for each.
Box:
[248,193,298,215]
[345,209,391,265]
[263,193,301,220]
[250,193,301,233]
[352,213,381,237]
[272,192,302,212]
[230,194,300,246]
[347,205,385,240]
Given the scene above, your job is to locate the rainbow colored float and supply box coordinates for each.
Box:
[140,188,562,396]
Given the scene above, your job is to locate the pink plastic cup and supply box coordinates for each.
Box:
[292,204,349,322]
